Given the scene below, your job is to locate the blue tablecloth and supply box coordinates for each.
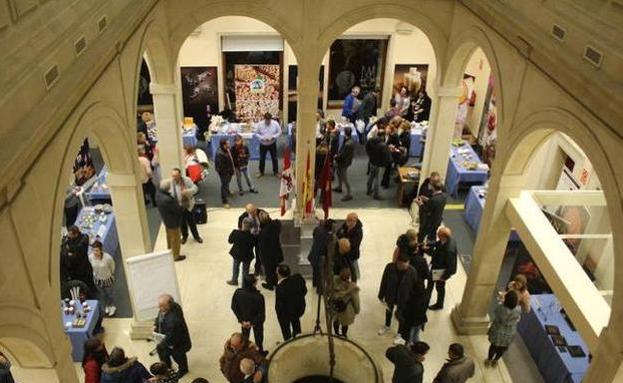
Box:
[75,207,118,255]
[464,186,521,242]
[183,129,198,148]
[517,294,589,383]
[409,130,423,158]
[210,134,261,160]
[87,167,111,202]
[445,144,489,198]
[62,300,100,361]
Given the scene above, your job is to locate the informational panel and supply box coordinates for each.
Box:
[125,250,181,321]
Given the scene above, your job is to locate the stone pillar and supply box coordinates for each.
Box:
[293,63,320,223]
[451,172,524,333]
[107,172,153,338]
[420,85,462,183]
[582,325,623,382]
[150,82,183,177]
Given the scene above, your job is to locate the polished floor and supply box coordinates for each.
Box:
[13,208,515,382]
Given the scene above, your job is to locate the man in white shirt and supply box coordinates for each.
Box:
[254,112,281,177]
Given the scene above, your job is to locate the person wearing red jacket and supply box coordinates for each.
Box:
[82,338,108,383]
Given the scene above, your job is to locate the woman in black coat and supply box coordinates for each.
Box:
[227,218,255,286]
[257,211,283,290]
[231,274,266,352]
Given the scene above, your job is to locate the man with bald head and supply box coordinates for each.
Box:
[336,212,363,282]
[154,294,192,377]
[238,204,266,275]
[427,226,458,311]
[219,333,267,383]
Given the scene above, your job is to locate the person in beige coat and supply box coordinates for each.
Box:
[331,267,360,338]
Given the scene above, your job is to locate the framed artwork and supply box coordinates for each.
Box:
[180,66,219,130]
[392,64,428,96]
[137,60,153,106]
[287,65,324,122]
[234,64,281,122]
[327,38,388,108]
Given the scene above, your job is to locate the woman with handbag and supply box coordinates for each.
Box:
[331,267,360,338]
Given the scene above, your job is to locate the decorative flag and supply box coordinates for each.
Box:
[279,147,294,216]
[317,153,333,219]
[302,149,314,217]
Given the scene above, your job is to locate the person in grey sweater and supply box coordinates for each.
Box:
[386,341,429,383]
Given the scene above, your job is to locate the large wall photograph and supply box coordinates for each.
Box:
[180,66,219,129]
[234,64,280,122]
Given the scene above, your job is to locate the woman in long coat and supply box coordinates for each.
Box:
[331,267,360,338]
[486,291,522,367]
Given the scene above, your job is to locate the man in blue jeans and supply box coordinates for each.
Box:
[214,138,235,209]
[254,112,281,177]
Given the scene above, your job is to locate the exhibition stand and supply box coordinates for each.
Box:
[517,294,589,383]
[61,300,100,361]
[464,186,521,242]
[86,166,111,203]
[446,142,489,198]
[74,206,118,255]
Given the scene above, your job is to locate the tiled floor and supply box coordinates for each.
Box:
[13,208,515,383]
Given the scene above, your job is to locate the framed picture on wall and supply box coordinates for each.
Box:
[137,60,153,107]
[392,64,428,97]
[327,38,389,108]
[234,64,281,122]
[287,65,324,122]
[180,66,219,130]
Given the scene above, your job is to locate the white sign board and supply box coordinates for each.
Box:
[125,250,181,322]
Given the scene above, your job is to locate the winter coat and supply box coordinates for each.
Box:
[335,136,354,168]
[100,357,151,383]
[378,263,419,309]
[433,356,475,383]
[421,191,447,237]
[231,144,250,168]
[231,286,265,326]
[331,276,360,326]
[386,345,424,383]
[228,229,255,262]
[154,302,192,352]
[156,190,182,229]
[488,304,522,347]
[257,219,283,266]
[219,338,267,383]
[307,225,331,267]
[60,233,95,292]
[215,147,235,176]
[276,274,307,320]
[83,356,103,383]
[336,220,363,260]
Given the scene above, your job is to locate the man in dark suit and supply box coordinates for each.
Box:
[238,204,265,275]
[427,227,458,311]
[366,130,392,200]
[419,182,447,242]
[155,294,192,377]
[307,219,334,292]
[231,275,266,354]
[275,264,308,340]
[257,211,283,290]
[333,127,355,201]
[61,225,96,296]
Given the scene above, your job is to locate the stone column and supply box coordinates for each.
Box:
[150,82,183,178]
[451,171,524,333]
[420,85,462,183]
[583,326,623,383]
[107,172,153,338]
[293,62,320,223]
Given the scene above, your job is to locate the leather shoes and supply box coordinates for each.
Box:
[262,282,274,291]
[174,255,187,262]
[181,237,187,244]
[195,237,203,244]
[428,303,443,310]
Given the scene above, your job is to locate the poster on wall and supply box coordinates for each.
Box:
[234,64,280,122]
[287,65,325,122]
[180,67,219,130]
[137,60,153,106]
[327,38,388,108]
[73,139,95,186]
[392,64,428,96]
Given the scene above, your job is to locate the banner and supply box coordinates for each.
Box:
[303,150,314,217]
[280,148,294,216]
[234,64,280,121]
[317,153,333,219]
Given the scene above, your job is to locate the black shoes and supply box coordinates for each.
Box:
[262,282,274,291]
[373,195,383,200]
[195,237,203,244]
[181,237,187,244]
[332,188,343,193]
[174,255,187,262]
[341,195,353,202]
[428,303,443,311]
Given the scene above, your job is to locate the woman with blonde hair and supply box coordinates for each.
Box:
[505,274,531,313]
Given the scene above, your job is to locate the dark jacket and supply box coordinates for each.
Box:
[430,237,458,280]
[154,302,192,352]
[231,144,250,168]
[307,225,331,266]
[335,136,354,168]
[215,147,235,176]
[367,136,392,167]
[219,338,267,383]
[433,356,475,383]
[386,345,424,383]
[359,92,378,120]
[257,219,283,265]
[399,282,429,332]
[60,233,94,289]
[228,229,255,262]
[0,359,15,383]
[156,190,182,229]
[378,263,419,309]
[238,210,266,233]
[421,191,447,234]
[100,357,151,383]
[275,274,307,320]
[336,220,363,260]
[231,286,265,326]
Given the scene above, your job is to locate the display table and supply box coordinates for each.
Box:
[62,300,100,361]
[409,129,423,158]
[75,206,118,254]
[446,143,489,198]
[517,294,589,383]
[86,167,111,203]
[210,132,261,160]
[464,186,521,242]
[183,128,198,148]
[397,167,420,206]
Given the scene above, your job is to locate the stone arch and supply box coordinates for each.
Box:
[493,107,623,378]
[48,102,136,294]
[0,305,56,368]
[167,1,303,64]
[443,24,505,136]
[315,4,447,80]
[139,19,175,85]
